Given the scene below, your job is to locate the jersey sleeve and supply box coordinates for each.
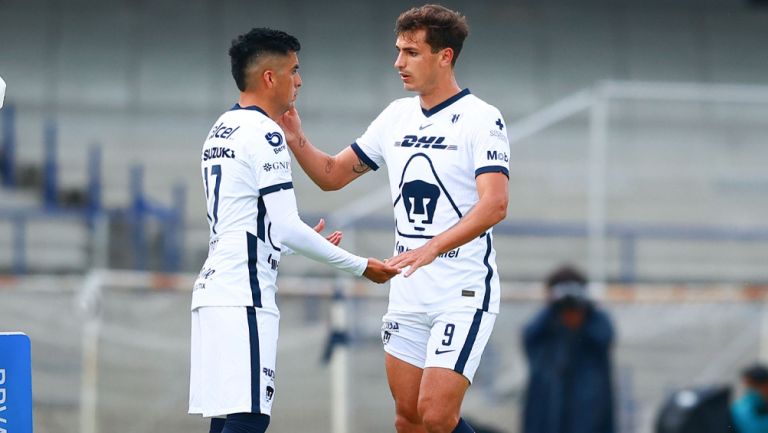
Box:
[249,128,295,195]
[471,111,510,179]
[262,189,367,276]
[351,101,397,171]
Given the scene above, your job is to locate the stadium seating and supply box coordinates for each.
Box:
[0,0,767,278]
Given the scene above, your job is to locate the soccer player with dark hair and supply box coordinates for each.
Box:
[279,5,510,433]
[188,28,399,433]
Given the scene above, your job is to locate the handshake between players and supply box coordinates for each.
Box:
[310,218,400,284]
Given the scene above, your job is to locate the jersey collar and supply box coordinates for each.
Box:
[420,88,471,118]
[231,103,269,118]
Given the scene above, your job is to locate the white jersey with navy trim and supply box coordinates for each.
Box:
[192,104,294,312]
[353,89,509,314]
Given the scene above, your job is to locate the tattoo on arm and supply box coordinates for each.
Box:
[352,158,371,174]
[324,156,335,174]
[298,136,307,149]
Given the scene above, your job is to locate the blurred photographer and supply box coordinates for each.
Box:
[521,265,615,433]
[731,364,768,433]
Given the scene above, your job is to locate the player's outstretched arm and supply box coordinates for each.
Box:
[386,172,508,277]
[278,108,371,191]
[263,188,398,281]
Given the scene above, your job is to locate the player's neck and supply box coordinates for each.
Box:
[238,93,279,121]
[419,77,462,111]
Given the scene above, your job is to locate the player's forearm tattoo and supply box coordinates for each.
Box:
[298,136,307,149]
[324,156,335,174]
[353,158,371,174]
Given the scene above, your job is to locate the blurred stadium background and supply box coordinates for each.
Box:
[1,0,768,432]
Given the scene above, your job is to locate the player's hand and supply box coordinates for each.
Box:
[312,218,343,246]
[277,107,303,145]
[363,258,400,284]
[386,242,440,278]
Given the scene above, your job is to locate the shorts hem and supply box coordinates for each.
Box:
[384,346,424,369]
[423,364,474,384]
[190,405,262,418]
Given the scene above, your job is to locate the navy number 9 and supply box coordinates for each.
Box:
[442,323,455,346]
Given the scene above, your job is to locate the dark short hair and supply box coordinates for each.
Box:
[743,364,768,384]
[395,4,469,66]
[546,265,588,290]
[229,28,301,92]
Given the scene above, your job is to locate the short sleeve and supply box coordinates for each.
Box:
[472,112,510,179]
[250,128,294,196]
[352,102,399,171]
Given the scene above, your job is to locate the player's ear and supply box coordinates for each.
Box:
[439,48,454,68]
[262,69,275,89]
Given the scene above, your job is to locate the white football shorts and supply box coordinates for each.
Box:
[189,306,279,417]
[381,307,496,383]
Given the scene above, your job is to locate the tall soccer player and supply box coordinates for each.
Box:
[189,28,399,433]
[279,5,509,433]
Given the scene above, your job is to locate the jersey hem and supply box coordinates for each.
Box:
[385,304,500,315]
[191,303,280,314]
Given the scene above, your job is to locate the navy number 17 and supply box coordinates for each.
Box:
[204,164,222,234]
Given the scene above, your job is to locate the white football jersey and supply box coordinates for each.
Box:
[353,89,509,314]
[192,104,294,312]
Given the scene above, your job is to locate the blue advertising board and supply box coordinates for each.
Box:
[0,332,33,433]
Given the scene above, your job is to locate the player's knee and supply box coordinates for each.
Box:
[394,397,420,421]
[419,406,459,433]
[394,413,421,433]
[416,393,436,420]
[221,412,270,433]
[394,404,422,432]
[422,415,460,433]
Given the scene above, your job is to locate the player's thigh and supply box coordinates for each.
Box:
[385,353,424,416]
[418,367,469,417]
[382,311,431,415]
[425,307,497,384]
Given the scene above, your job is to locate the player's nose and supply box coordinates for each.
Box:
[394,52,405,69]
[295,72,302,88]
